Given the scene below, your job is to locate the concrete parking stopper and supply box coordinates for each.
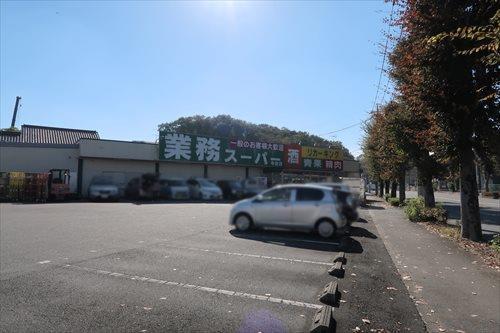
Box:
[310,305,335,333]
[328,261,344,278]
[332,252,346,265]
[319,281,340,307]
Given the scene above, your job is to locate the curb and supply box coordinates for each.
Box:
[310,305,336,333]
[309,252,348,333]
[328,261,345,278]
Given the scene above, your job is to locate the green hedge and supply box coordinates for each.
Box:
[387,197,400,206]
[404,197,447,223]
[491,234,500,252]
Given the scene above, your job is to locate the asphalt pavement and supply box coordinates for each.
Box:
[367,195,500,333]
[1,202,426,332]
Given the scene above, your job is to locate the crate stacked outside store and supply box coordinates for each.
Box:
[24,173,49,202]
[0,172,49,202]
[0,172,8,201]
[7,172,25,201]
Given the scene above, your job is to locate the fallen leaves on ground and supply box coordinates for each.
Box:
[420,222,500,271]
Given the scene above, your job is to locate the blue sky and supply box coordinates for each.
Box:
[1,0,393,157]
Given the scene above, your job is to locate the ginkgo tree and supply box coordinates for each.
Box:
[391,0,499,241]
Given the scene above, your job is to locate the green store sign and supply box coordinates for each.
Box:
[159,131,284,168]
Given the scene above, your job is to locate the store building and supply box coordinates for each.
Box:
[1,124,361,197]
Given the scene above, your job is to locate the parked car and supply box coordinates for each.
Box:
[159,178,190,200]
[229,184,347,238]
[241,177,267,197]
[187,178,223,200]
[125,173,160,200]
[217,180,245,200]
[318,182,359,222]
[339,177,366,206]
[88,175,120,201]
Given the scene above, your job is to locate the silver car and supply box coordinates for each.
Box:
[229,184,347,238]
[88,175,119,201]
[187,178,223,200]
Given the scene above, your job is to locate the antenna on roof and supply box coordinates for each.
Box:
[11,96,21,128]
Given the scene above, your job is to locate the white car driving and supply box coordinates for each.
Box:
[229,184,347,238]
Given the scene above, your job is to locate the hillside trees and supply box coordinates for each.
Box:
[159,115,353,159]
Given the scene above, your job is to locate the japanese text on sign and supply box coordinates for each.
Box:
[159,132,284,167]
[301,146,343,160]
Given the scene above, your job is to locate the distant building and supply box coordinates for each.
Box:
[1,124,361,197]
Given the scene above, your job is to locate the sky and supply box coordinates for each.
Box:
[1,0,393,157]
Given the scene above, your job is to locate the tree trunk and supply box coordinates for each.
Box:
[423,178,435,208]
[379,179,384,197]
[390,181,397,198]
[485,174,490,192]
[417,168,425,197]
[475,162,482,193]
[459,148,482,241]
[385,181,390,196]
[398,172,406,203]
[417,166,435,207]
[374,181,379,195]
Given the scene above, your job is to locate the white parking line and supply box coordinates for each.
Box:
[263,237,341,246]
[63,264,322,310]
[162,245,332,266]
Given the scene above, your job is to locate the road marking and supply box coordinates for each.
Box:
[63,264,322,310]
[161,245,332,266]
[38,260,51,264]
[253,236,341,246]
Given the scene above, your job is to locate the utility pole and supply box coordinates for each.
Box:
[11,96,21,128]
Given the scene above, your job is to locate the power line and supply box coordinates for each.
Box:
[319,121,365,136]
[370,1,395,114]
[379,27,403,105]
[319,3,397,138]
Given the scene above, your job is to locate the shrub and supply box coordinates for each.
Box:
[387,197,400,206]
[404,197,447,223]
[420,207,448,223]
[384,193,391,201]
[404,197,424,221]
[491,234,500,252]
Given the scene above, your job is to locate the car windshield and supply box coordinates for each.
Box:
[167,180,187,186]
[198,179,217,187]
[91,176,114,185]
[229,181,242,188]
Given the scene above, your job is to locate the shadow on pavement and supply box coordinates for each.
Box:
[364,200,386,210]
[349,226,377,239]
[229,229,364,254]
[129,199,233,205]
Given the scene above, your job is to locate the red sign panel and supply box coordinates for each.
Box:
[284,144,302,170]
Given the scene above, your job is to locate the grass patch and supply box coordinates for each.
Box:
[387,197,400,206]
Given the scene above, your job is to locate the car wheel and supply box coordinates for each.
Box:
[317,219,335,238]
[234,214,252,231]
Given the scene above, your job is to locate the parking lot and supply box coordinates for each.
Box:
[1,202,425,332]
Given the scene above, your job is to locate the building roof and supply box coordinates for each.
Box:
[0,124,99,145]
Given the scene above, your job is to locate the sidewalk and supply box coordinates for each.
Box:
[366,195,500,333]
